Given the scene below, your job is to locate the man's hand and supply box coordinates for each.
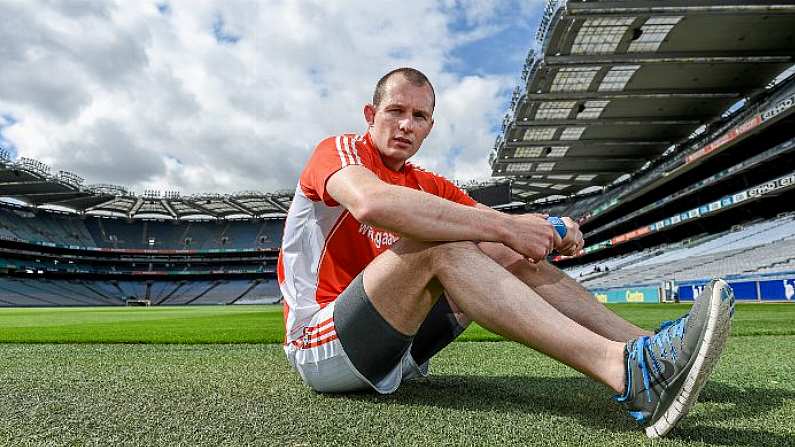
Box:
[555,217,584,257]
[502,214,557,262]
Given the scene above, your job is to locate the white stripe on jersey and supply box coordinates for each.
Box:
[280,186,345,342]
[344,136,362,165]
[334,135,350,166]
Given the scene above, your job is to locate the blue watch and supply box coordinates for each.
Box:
[547,216,567,239]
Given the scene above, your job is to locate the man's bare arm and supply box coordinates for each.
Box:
[326,165,556,261]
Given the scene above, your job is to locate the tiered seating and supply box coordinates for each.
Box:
[2,204,284,251]
[182,222,221,249]
[575,215,795,289]
[116,281,148,299]
[567,250,653,279]
[0,204,285,306]
[0,277,282,306]
[53,281,122,305]
[190,280,257,305]
[158,281,216,305]
[147,281,181,302]
[0,278,115,306]
[144,222,187,249]
[234,279,281,304]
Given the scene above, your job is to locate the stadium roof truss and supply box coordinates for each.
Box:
[0,157,292,220]
[492,0,795,203]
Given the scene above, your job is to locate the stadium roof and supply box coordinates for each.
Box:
[492,0,795,203]
[0,149,291,219]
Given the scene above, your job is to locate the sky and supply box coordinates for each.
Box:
[0,0,544,195]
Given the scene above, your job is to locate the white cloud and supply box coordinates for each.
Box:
[0,0,539,195]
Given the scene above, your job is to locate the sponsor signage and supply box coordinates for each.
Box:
[609,225,652,246]
[683,94,795,167]
[681,277,795,302]
[611,234,628,245]
[759,278,795,301]
[593,286,660,304]
[761,93,795,122]
[559,170,795,259]
[747,173,795,198]
[591,198,620,217]
[686,115,763,164]
[733,191,748,203]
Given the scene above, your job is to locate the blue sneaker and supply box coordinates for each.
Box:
[655,288,736,334]
[615,279,734,438]
[654,316,684,334]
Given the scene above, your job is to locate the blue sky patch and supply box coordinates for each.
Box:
[442,145,464,172]
[212,14,241,45]
[448,26,536,77]
[444,3,541,78]
[445,0,543,78]
[0,114,19,159]
[156,2,171,15]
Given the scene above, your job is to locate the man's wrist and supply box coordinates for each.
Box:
[492,212,515,245]
[546,216,567,239]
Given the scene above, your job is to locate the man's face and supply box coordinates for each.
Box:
[364,76,434,170]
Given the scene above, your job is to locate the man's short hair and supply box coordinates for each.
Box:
[372,67,436,111]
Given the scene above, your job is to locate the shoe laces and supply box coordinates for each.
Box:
[652,316,686,363]
[632,317,687,403]
[656,312,687,334]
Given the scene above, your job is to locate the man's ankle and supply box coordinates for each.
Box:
[608,341,629,395]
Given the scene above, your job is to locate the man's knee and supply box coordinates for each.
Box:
[427,241,481,271]
[477,241,526,269]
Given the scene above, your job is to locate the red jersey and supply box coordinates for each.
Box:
[278,132,476,350]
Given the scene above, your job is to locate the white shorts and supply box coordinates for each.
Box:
[285,272,463,394]
[285,300,428,394]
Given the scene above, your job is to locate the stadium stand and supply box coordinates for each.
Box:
[0,277,280,307]
[572,215,795,288]
[0,199,284,251]
[489,0,795,303]
[3,0,794,307]
[0,199,283,305]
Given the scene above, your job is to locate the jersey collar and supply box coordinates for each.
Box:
[363,131,410,174]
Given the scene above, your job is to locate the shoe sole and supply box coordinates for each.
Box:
[645,278,734,438]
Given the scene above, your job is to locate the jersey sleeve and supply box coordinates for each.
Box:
[421,170,477,207]
[299,135,369,206]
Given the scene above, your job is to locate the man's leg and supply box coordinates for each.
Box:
[408,293,468,367]
[361,239,626,393]
[478,242,650,342]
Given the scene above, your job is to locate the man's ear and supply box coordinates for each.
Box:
[364,104,376,126]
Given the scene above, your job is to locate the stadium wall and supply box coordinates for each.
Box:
[588,272,795,305]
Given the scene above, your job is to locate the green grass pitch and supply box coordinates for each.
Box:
[0,303,793,446]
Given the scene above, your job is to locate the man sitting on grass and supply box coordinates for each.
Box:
[277,67,734,438]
